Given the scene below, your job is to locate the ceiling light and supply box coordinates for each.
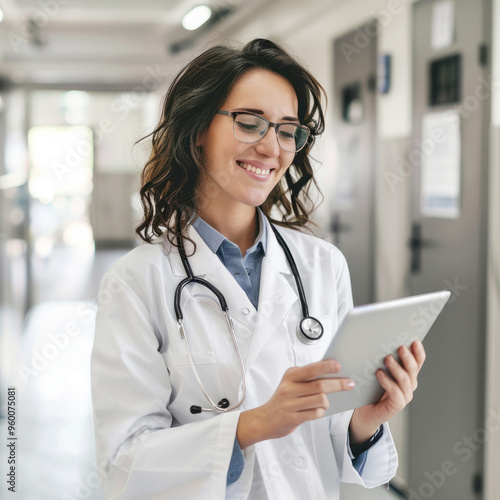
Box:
[181,5,212,31]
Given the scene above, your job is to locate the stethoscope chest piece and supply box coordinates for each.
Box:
[297,316,324,345]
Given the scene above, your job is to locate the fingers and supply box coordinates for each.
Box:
[296,393,330,413]
[411,340,426,370]
[285,359,354,397]
[400,342,425,390]
[383,354,413,402]
[378,342,426,406]
[375,369,406,412]
[261,360,354,440]
[399,346,419,388]
[298,407,328,421]
[287,359,341,383]
[294,377,355,397]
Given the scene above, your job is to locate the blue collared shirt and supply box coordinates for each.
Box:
[192,208,267,310]
[191,208,376,485]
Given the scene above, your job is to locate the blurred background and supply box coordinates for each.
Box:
[0,0,499,498]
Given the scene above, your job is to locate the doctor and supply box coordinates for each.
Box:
[91,38,426,499]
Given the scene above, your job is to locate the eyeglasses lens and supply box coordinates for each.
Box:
[233,114,307,152]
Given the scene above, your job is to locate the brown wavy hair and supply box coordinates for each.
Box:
[135,38,326,255]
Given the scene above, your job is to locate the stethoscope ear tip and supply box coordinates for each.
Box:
[189,399,230,414]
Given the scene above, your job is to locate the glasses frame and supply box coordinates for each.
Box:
[216,110,310,153]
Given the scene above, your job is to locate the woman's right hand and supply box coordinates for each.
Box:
[236,359,355,449]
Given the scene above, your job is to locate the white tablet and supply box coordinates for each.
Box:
[320,290,451,416]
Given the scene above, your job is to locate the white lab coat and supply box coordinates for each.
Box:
[91,218,398,499]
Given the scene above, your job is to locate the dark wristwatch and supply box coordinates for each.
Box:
[350,425,384,457]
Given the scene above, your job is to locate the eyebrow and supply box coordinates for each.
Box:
[234,108,300,123]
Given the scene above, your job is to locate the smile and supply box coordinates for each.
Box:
[237,161,272,177]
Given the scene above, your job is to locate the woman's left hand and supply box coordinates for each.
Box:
[349,340,426,445]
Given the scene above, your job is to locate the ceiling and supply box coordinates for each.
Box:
[0,0,344,89]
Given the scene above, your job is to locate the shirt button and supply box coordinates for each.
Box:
[293,455,306,468]
[242,307,250,315]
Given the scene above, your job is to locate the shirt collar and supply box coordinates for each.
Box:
[192,207,268,255]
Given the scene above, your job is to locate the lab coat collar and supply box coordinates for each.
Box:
[167,212,291,278]
[191,206,268,257]
[164,214,299,370]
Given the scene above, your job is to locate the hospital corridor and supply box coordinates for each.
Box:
[1,0,500,499]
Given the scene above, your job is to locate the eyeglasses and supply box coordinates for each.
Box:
[216,110,310,153]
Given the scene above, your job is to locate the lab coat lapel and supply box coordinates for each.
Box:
[166,224,257,327]
[167,224,218,279]
[166,222,299,368]
[245,224,299,370]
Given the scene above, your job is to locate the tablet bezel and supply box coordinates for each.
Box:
[319,290,451,416]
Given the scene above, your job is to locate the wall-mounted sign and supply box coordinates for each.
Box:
[432,0,455,50]
[421,110,461,218]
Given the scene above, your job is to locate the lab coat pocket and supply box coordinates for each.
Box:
[168,350,216,366]
[165,288,245,422]
[165,349,225,423]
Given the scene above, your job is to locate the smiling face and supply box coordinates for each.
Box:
[197,69,298,215]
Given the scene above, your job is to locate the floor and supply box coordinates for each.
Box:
[0,246,128,499]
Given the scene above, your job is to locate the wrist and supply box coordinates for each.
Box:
[236,407,267,450]
[349,408,383,446]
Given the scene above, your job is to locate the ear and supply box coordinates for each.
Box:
[196,129,206,148]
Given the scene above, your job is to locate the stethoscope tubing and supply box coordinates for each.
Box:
[269,224,309,317]
[174,218,323,413]
[178,311,246,413]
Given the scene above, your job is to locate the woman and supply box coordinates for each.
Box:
[91,38,425,499]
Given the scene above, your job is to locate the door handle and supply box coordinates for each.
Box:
[408,222,432,274]
[330,213,351,246]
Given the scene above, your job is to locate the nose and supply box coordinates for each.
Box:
[255,126,280,157]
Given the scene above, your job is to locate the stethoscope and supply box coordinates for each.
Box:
[174,219,324,414]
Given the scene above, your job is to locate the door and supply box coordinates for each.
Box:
[332,23,377,306]
[409,0,491,498]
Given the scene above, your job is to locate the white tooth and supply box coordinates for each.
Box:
[238,162,270,176]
